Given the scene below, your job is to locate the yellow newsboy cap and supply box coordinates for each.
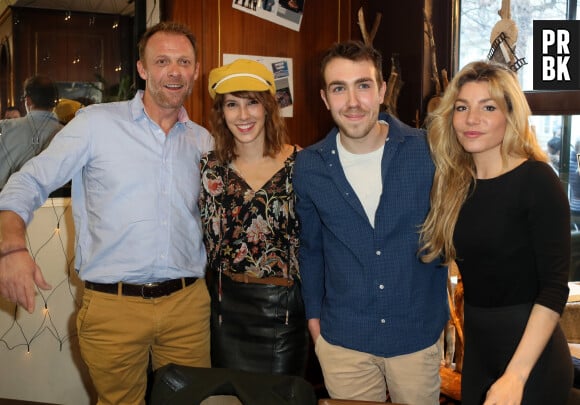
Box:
[208,59,276,99]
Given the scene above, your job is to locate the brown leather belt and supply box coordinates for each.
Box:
[84,277,198,299]
[222,269,294,287]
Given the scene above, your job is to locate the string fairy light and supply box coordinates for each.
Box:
[0,1,136,358]
[0,198,79,353]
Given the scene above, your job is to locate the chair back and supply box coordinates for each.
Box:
[150,364,317,405]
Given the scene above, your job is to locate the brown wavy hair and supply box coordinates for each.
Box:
[419,60,547,264]
[209,90,289,164]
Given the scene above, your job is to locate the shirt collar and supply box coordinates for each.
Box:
[129,90,191,125]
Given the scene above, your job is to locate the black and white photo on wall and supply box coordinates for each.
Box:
[232,0,305,32]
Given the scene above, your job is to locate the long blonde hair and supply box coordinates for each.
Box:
[419,60,547,264]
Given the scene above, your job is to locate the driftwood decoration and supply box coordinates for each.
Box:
[441,67,449,92]
[357,6,382,47]
[488,0,527,71]
[453,275,465,373]
[439,261,465,402]
[490,0,518,59]
[384,54,403,117]
[357,6,402,117]
[424,8,444,114]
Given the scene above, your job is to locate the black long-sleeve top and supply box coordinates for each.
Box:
[454,160,570,314]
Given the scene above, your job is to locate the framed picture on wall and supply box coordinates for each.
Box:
[231,0,305,32]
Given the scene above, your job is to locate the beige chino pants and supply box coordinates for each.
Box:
[77,278,211,405]
[315,334,441,405]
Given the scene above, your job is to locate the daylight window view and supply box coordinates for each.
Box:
[458,0,580,240]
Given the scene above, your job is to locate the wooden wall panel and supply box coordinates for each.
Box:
[165,0,352,148]
[161,1,205,122]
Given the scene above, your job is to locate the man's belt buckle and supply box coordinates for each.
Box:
[141,282,160,299]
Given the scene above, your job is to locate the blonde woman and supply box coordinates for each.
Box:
[420,60,573,404]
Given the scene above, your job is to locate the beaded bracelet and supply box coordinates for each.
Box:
[0,247,28,259]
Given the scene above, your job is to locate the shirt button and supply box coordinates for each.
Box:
[381,319,386,324]
[379,284,384,289]
[376,250,381,256]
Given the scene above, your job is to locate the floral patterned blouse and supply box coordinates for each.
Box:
[199,148,299,280]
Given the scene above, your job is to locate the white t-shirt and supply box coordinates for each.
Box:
[336,123,388,227]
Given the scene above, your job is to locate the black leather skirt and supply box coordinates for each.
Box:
[209,273,309,377]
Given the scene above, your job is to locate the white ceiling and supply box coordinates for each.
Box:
[0,0,135,16]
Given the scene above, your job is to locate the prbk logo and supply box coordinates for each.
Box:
[533,20,580,90]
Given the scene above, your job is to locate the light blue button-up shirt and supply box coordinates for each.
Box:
[0,91,214,283]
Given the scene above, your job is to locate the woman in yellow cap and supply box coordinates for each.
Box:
[199,59,308,376]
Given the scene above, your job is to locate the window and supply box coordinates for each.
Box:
[458,0,575,90]
[457,0,580,281]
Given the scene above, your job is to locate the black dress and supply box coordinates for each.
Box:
[454,160,573,405]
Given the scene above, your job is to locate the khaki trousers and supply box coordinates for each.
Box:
[315,335,441,405]
[77,278,211,405]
